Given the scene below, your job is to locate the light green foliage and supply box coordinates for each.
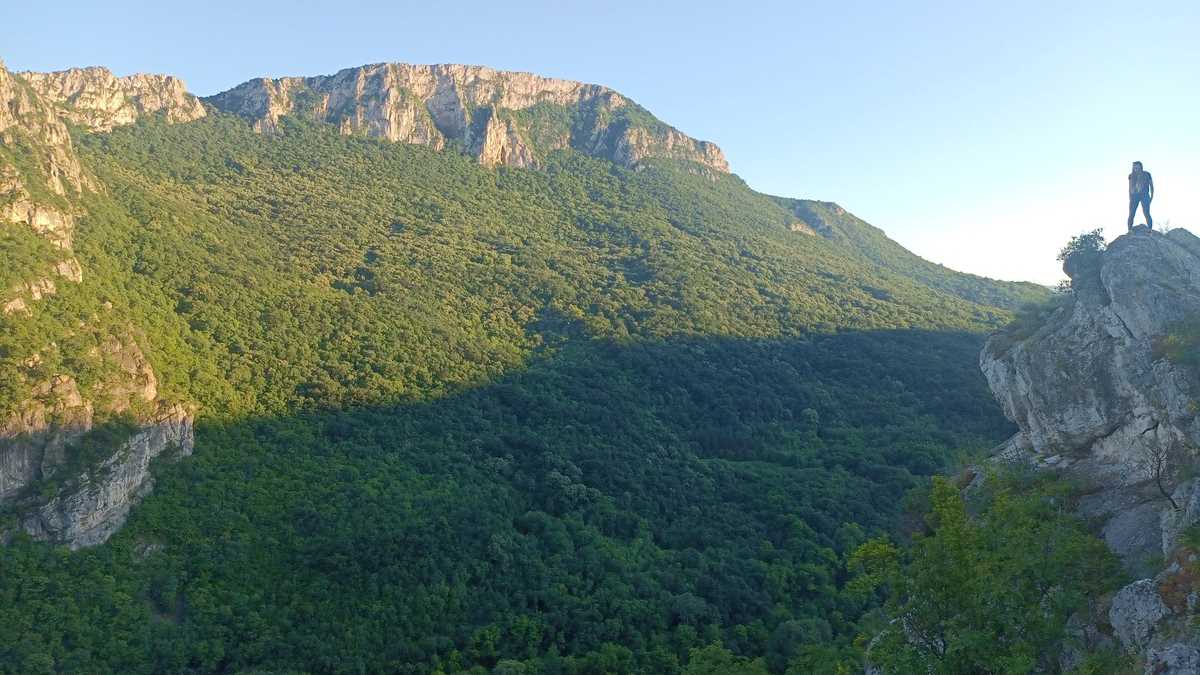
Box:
[0,223,62,289]
[0,128,75,211]
[682,643,770,675]
[852,475,1124,674]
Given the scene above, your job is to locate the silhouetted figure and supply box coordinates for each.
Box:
[1128,161,1154,230]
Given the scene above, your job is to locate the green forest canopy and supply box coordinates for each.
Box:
[0,112,1054,673]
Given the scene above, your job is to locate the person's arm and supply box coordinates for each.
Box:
[1149,175,1155,200]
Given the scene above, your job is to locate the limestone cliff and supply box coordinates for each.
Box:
[1,58,196,548]
[0,326,196,548]
[981,227,1200,671]
[0,59,89,246]
[20,66,206,132]
[982,228,1200,488]
[205,62,729,172]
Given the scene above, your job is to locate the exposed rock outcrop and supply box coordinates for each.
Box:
[2,257,84,315]
[1110,579,1171,651]
[17,403,193,549]
[205,62,729,172]
[981,226,1200,668]
[0,62,88,239]
[982,228,1200,489]
[0,334,195,548]
[20,66,206,132]
[1146,643,1200,674]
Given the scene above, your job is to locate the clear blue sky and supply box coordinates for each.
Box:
[4,0,1198,283]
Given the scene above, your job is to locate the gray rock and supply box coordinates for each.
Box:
[1102,499,1168,576]
[981,229,1200,668]
[0,59,198,550]
[1145,643,1200,675]
[1109,579,1171,652]
[1162,479,1200,554]
[1,349,196,548]
[982,229,1200,486]
[20,67,206,132]
[18,404,194,549]
[205,63,730,172]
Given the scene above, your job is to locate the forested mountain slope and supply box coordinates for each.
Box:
[1,61,1044,673]
[776,197,1046,309]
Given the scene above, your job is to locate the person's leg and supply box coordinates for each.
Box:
[1129,196,1139,230]
[1142,196,1153,229]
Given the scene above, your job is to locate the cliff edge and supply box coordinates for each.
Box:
[981,226,1200,671]
[206,62,729,172]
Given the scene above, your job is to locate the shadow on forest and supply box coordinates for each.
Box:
[177,328,1011,546]
[4,328,1014,672]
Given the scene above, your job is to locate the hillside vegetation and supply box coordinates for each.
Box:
[0,111,1043,673]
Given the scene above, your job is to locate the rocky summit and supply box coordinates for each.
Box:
[982,227,1200,671]
[20,66,206,132]
[205,62,729,171]
[983,228,1200,487]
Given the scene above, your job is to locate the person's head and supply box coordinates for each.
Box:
[1133,161,1144,172]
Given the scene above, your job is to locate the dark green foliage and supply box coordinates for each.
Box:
[1058,229,1107,293]
[0,113,1032,673]
[1057,229,1107,263]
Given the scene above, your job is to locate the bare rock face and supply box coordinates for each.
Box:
[982,229,1200,486]
[0,334,195,548]
[20,67,206,132]
[0,374,93,500]
[0,63,88,239]
[982,227,1200,666]
[206,62,730,172]
[1146,643,1200,675]
[1110,579,1171,652]
[17,403,193,549]
[612,125,727,173]
[473,110,536,169]
[1103,552,1200,668]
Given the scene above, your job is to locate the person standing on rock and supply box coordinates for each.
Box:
[1128,161,1154,231]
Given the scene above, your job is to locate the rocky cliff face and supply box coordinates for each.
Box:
[982,228,1200,487]
[1,58,196,548]
[0,325,196,548]
[20,66,206,132]
[14,403,193,549]
[0,59,89,246]
[981,227,1200,671]
[205,62,729,172]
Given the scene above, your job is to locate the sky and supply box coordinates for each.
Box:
[3,0,1198,284]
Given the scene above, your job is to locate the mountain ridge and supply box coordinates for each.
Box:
[9,57,1048,306]
[202,61,730,172]
[2,54,1049,672]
